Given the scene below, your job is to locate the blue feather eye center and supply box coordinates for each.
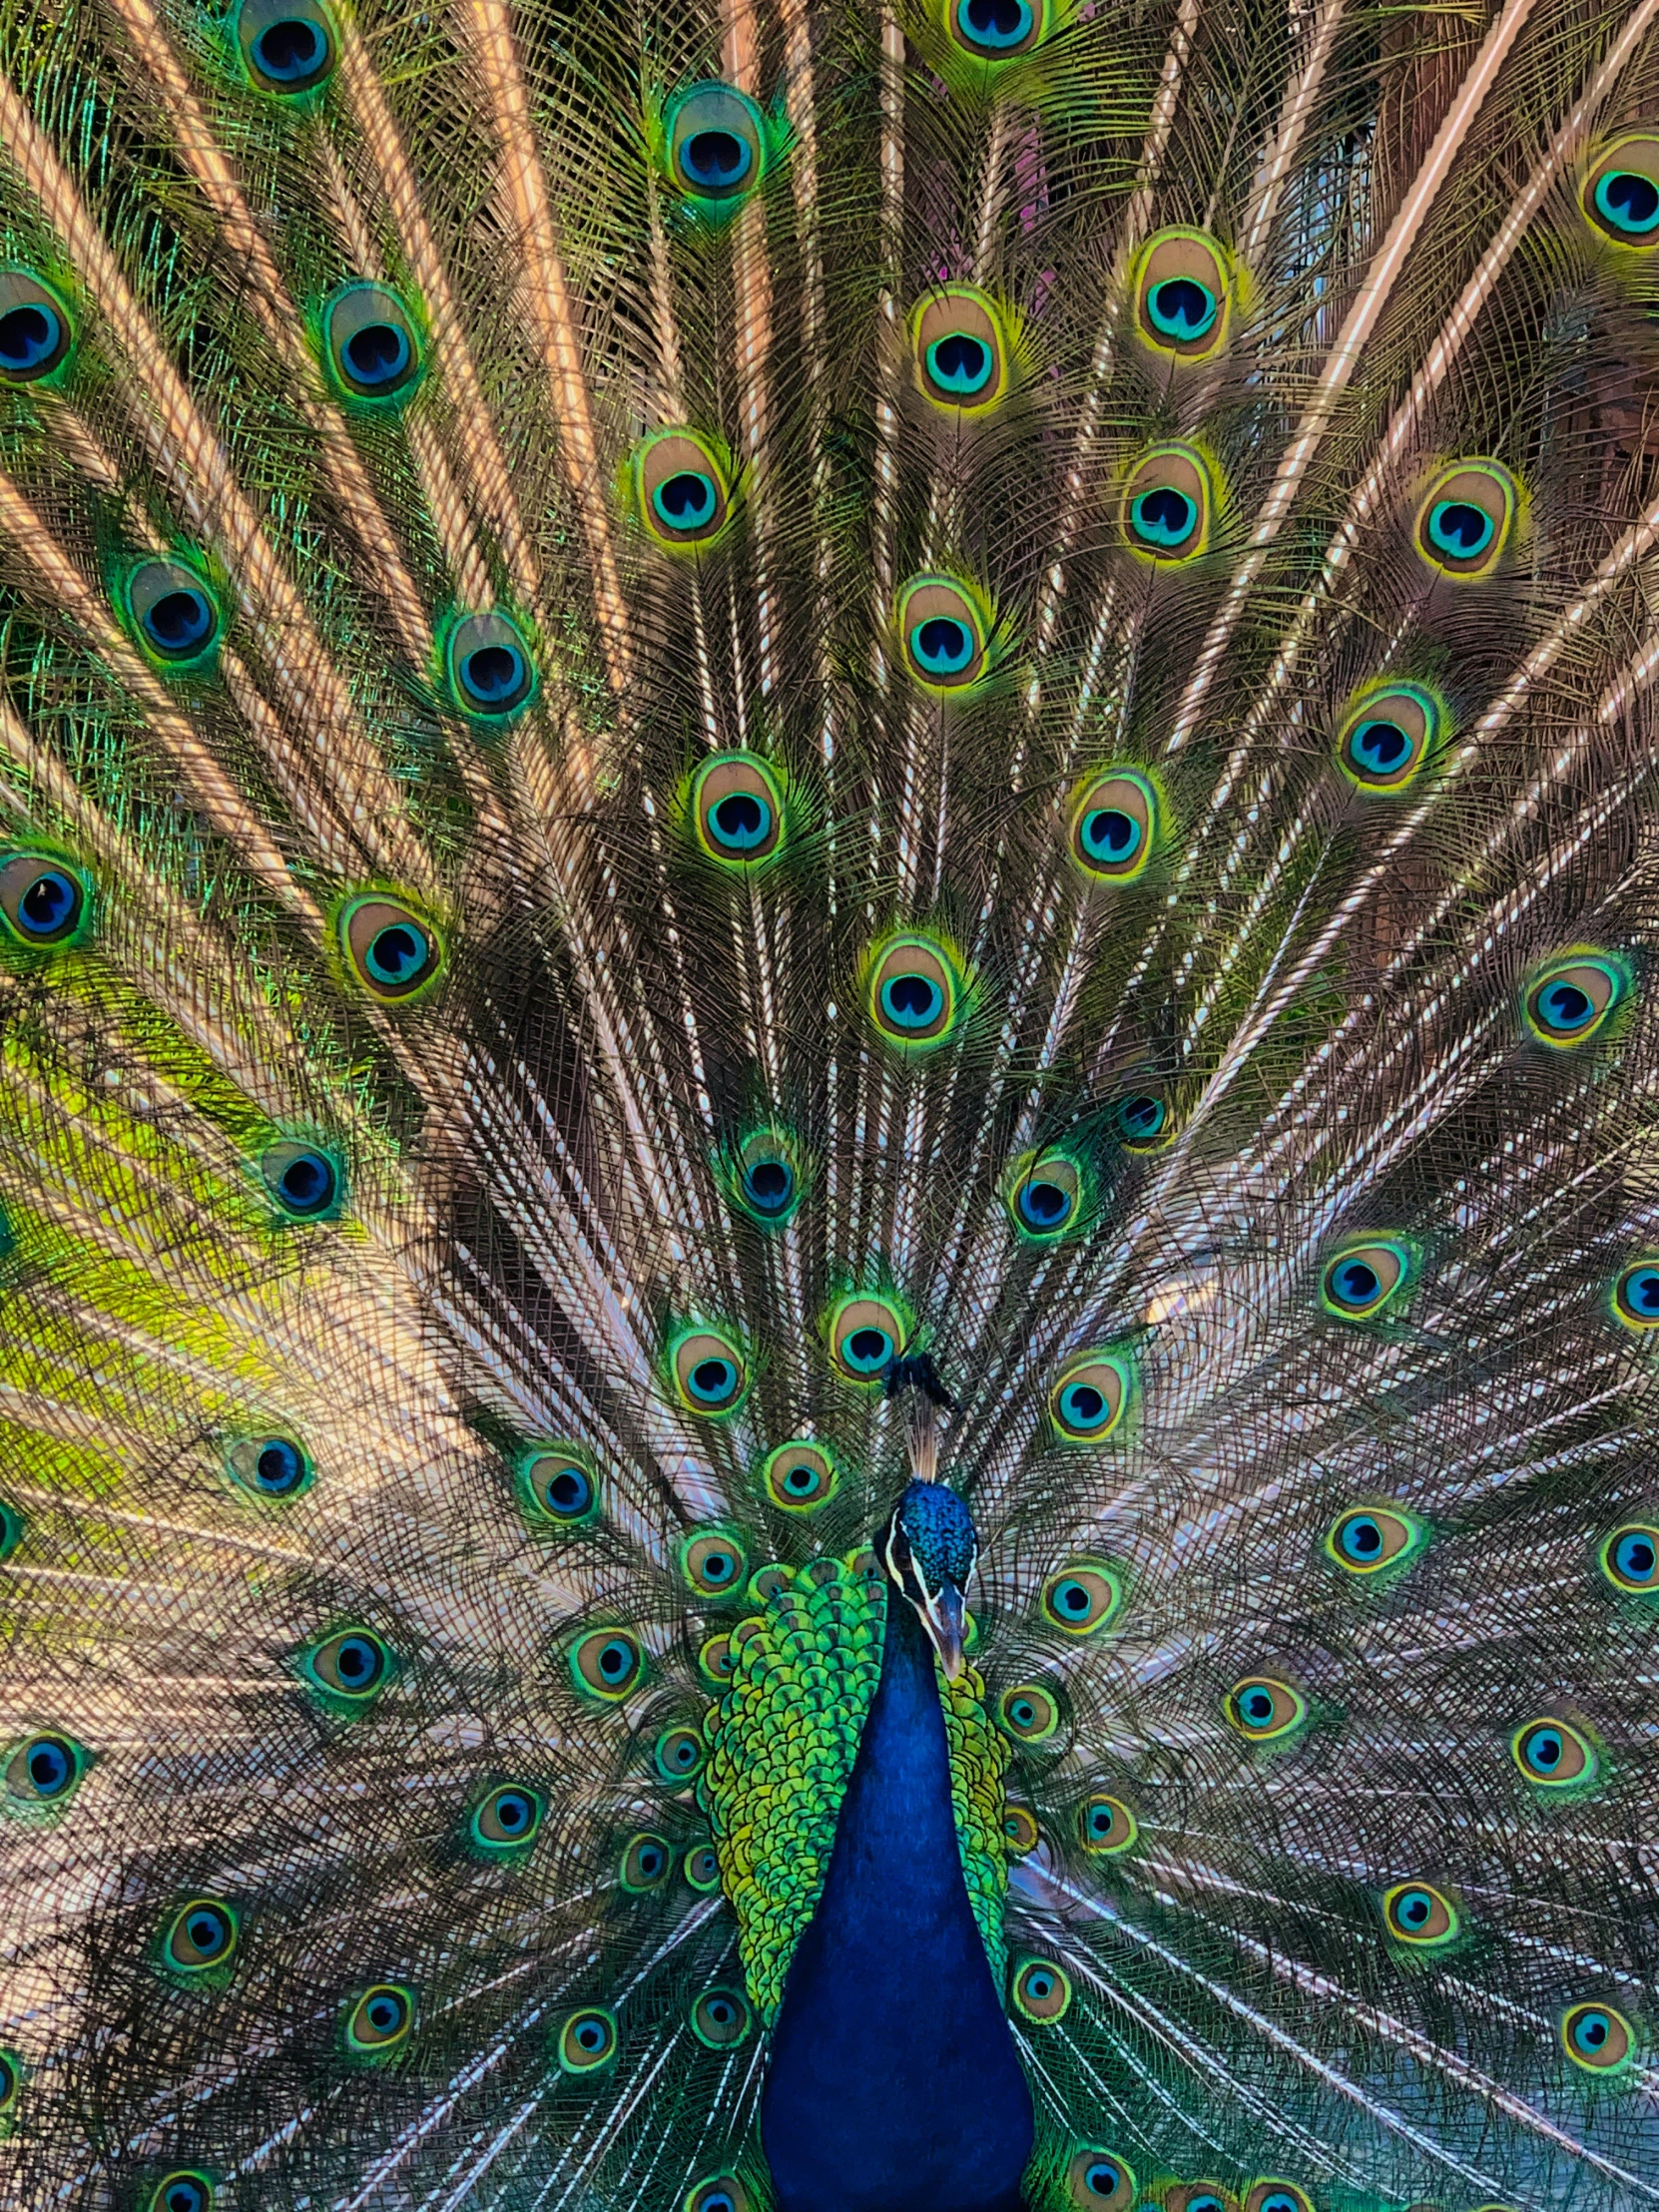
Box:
[711,791,771,849]
[473,1783,542,1847]
[343,320,409,387]
[365,922,428,986]
[956,0,1036,49]
[1617,1264,1659,1321]
[1059,1382,1103,1426]
[159,2180,211,2212]
[1348,718,1409,774]
[1242,1688,1273,1724]
[1084,2165,1122,2197]
[0,301,58,371]
[1117,1093,1165,1141]
[691,1357,737,1400]
[459,642,525,705]
[1338,1513,1382,1560]
[1613,1529,1657,1583]
[842,1326,893,1374]
[1596,169,1659,235]
[1525,955,1622,1045]
[881,972,944,1027]
[910,616,974,675]
[334,1635,382,1689]
[654,471,718,528]
[21,1735,72,1797]
[267,1145,336,1216]
[145,588,214,656]
[1131,486,1197,547]
[255,1439,303,1494]
[16,866,79,937]
[255,18,321,76]
[925,332,991,393]
[1080,809,1141,863]
[530,1459,593,1519]
[1395,1888,1433,1929]
[1427,499,1494,558]
[684,131,750,190]
[1540,980,1589,1030]
[1146,276,1216,340]
[742,1156,793,1209]
[1018,1177,1070,1227]
[1525,1726,1562,1773]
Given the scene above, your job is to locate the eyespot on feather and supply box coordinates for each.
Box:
[996,1682,1061,1744]
[225,1435,312,1500]
[936,0,1058,62]
[680,1528,750,1599]
[1040,1559,1122,1636]
[653,1725,707,1783]
[1078,1793,1138,1855]
[1245,2186,1317,2212]
[299,1626,393,1706]
[691,753,786,866]
[1336,682,1443,794]
[0,850,91,949]
[1065,2148,1137,2211]
[3,1732,86,1814]
[689,1986,752,2048]
[684,2177,755,2212]
[763,1440,836,1513]
[896,575,995,694]
[1560,1999,1635,2073]
[124,558,222,670]
[1047,1351,1131,1442]
[1001,1803,1039,1854]
[1226,1676,1307,1742]
[668,1325,751,1417]
[1511,1716,1598,1789]
[825,1292,910,1384]
[1610,1259,1659,1331]
[1600,1523,1659,1594]
[1069,768,1159,884]
[1120,442,1216,563]
[149,2174,214,2212]
[1113,1089,1171,1151]
[864,931,968,1050]
[1010,1955,1072,2022]
[470,1783,543,1853]
[1319,1239,1411,1321]
[445,610,536,720]
[1006,1147,1086,1239]
[683,1841,722,1892]
[237,0,336,92]
[1583,135,1659,245]
[337,893,443,1003]
[1132,229,1233,362]
[1325,1504,1428,1576]
[517,1444,600,1530]
[1382,1881,1459,1947]
[0,1500,23,1562]
[568,1627,645,1703]
[259,1140,341,1220]
[619,1832,673,1892]
[322,282,422,404]
[909,285,1018,412]
[0,269,75,382]
[661,82,772,210]
[1412,460,1517,579]
[344,1984,413,2055]
[631,428,736,551]
[1522,952,1628,1049]
[162,1898,238,1974]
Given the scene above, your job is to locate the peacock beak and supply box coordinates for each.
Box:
[919,1576,967,1680]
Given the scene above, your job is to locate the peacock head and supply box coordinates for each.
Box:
[880,1481,977,1680]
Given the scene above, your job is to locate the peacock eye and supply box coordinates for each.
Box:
[1320,1239,1410,1321]
[260,1140,339,1219]
[301,1627,393,1703]
[445,611,536,719]
[1121,443,1214,562]
[763,1440,836,1513]
[664,82,768,205]
[1226,1676,1307,1743]
[556,2005,618,2075]
[0,850,90,947]
[653,1725,707,1784]
[163,1898,238,1972]
[944,0,1047,60]
[1337,682,1441,793]
[4,1732,85,1807]
[568,1627,645,1702]
[1133,230,1231,361]
[345,1984,413,2054]
[1523,954,1626,1048]
[226,1434,311,1499]
[1006,1148,1085,1239]
[1560,1999,1634,2072]
[1245,2188,1315,2212]
[1584,137,1659,243]
[1010,1955,1072,2022]
[1069,769,1159,884]
[1048,1353,1131,1443]
[238,0,336,91]
[150,2175,215,2212]
[1040,1560,1122,1636]
[1065,2147,1137,2211]
[1612,1261,1659,1330]
[323,282,421,402]
[995,1683,1061,1744]
[1600,1523,1659,1593]
[698,1633,736,1686]
[1511,1716,1597,1789]
[1382,1881,1459,1947]
[896,576,992,693]
[0,1499,22,1562]
[826,1293,909,1384]
[669,1327,751,1416]
[683,1841,721,1892]
[633,428,736,549]
[1114,1090,1169,1150]
[125,558,221,668]
[519,1446,599,1529]
[1078,1793,1137,1855]
[690,1986,753,2048]
[471,1783,543,1851]
[619,1833,672,1892]
[338,893,443,1002]
[1167,2190,1234,2212]
[0,269,74,381]
[684,2177,754,2212]
[1001,1803,1039,1854]
[911,286,1013,411]
[1326,1504,1427,1575]
[681,1529,750,1600]
[1413,460,1517,579]
[693,755,787,866]
[866,932,965,1048]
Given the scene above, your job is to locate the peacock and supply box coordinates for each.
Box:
[1,0,1659,2205]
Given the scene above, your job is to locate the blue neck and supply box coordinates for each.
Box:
[760,1590,1033,2212]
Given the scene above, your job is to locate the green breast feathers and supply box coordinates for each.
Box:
[700,1548,1012,2021]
